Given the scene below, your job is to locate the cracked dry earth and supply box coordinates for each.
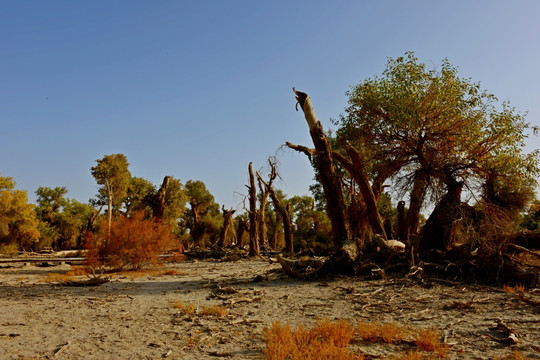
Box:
[0,259,539,359]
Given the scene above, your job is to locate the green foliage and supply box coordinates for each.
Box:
[34,186,94,249]
[91,153,131,217]
[521,200,540,230]
[181,180,222,248]
[0,175,40,251]
[289,195,332,252]
[161,177,188,230]
[0,174,16,191]
[124,177,156,216]
[333,52,538,242]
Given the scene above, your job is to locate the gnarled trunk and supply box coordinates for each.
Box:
[248,162,260,256]
[268,189,294,255]
[217,206,235,248]
[420,181,463,252]
[406,171,428,241]
[291,89,350,246]
[154,176,171,220]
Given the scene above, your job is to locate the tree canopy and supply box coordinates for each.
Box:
[333,52,539,241]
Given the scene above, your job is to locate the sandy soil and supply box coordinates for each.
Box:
[0,258,538,360]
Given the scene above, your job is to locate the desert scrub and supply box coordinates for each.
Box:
[42,272,76,283]
[172,301,228,317]
[263,319,450,360]
[263,319,362,360]
[200,305,228,317]
[356,320,411,343]
[414,328,449,358]
[173,301,196,315]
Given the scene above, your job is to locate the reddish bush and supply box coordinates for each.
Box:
[85,212,179,270]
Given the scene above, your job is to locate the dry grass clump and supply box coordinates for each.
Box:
[42,272,75,283]
[200,305,228,317]
[356,320,410,343]
[172,301,196,315]
[414,328,449,358]
[263,319,362,360]
[503,283,525,294]
[263,319,451,360]
[68,266,91,276]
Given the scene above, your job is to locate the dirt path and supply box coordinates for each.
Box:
[0,259,538,359]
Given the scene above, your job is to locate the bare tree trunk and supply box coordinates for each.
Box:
[383,218,393,240]
[406,171,428,240]
[397,201,408,242]
[420,181,463,252]
[342,143,387,240]
[236,218,248,248]
[217,206,236,248]
[268,189,294,255]
[257,178,269,249]
[256,162,294,255]
[191,203,204,248]
[154,176,170,220]
[248,162,260,256]
[291,89,350,246]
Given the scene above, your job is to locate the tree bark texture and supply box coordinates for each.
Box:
[217,206,236,248]
[406,171,428,241]
[292,88,350,246]
[236,218,248,248]
[397,201,408,242]
[257,178,269,249]
[342,142,388,240]
[154,176,171,220]
[257,170,294,255]
[419,181,464,252]
[248,162,260,256]
[268,189,294,255]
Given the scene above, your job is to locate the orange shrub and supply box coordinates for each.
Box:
[415,328,449,358]
[263,320,363,360]
[85,212,178,270]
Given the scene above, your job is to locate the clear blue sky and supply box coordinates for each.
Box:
[2,1,539,210]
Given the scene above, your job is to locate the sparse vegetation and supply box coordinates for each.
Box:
[85,211,179,270]
[263,319,452,360]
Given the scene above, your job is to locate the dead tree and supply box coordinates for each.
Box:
[332,142,388,241]
[236,217,248,248]
[217,205,236,248]
[257,165,294,255]
[257,178,270,249]
[288,88,350,246]
[247,162,260,256]
[153,176,171,220]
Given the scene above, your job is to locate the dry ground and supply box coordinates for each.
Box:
[0,258,538,359]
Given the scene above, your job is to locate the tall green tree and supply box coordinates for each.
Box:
[0,174,39,252]
[91,154,131,234]
[182,180,221,248]
[159,177,188,230]
[335,52,539,247]
[35,186,94,249]
[289,195,332,252]
[124,177,156,216]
